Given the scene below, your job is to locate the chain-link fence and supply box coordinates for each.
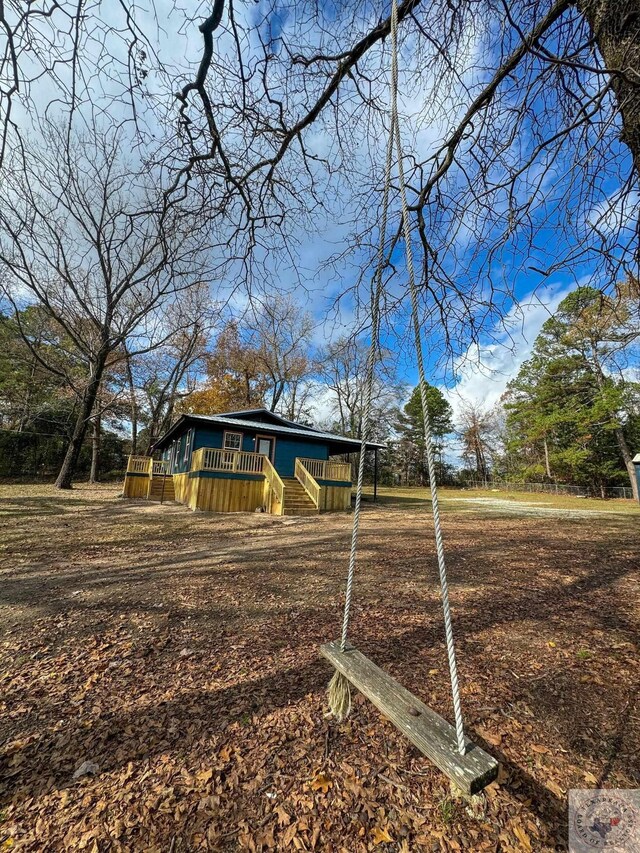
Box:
[462,479,635,500]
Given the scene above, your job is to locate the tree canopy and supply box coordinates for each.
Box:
[503,284,640,497]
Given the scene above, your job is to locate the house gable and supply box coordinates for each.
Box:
[221,408,315,430]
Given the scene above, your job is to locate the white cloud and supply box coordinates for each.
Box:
[441,281,575,427]
[588,189,640,237]
[308,384,337,427]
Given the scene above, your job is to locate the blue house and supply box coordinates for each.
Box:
[123,408,384,515]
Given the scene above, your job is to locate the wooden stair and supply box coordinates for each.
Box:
[282,478,319,516]
[148,475,175,502]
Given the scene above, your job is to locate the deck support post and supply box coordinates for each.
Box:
[373,448,378,502]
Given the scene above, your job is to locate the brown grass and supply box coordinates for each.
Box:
[1,482,638,851]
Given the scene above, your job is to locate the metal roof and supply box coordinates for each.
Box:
[152,412,386,451]
[218,408,315,430]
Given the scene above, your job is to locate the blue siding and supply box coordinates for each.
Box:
[191,425,329,478]
[193,426,225,451]
[274,437,327,478]
[162,427,196,474]
[162,422,332,478]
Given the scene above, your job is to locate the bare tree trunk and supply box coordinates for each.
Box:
[578,0,640,176]
[55,352,107,489]
[613,425,639,501]
[125,352,138,455]
[89,415,101,483]
[543,436,552,479]
[590,347,639,500]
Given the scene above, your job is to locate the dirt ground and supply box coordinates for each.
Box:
[1,483,639,852]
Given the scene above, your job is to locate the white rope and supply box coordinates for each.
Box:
[388,0,467,756]
[339,85,395,654]
[333,0,467,758]
[328,107,392,720]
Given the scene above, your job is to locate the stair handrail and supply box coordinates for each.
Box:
[151,459,169,477]
[263,456,285,506]
[294,458,320,508]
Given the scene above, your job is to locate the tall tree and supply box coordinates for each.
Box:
[459,401,500,481]
[181,321,269,415]
[126,283,216,452]
[394,383,454,483]
[503,283,640,497]
[0,307,76,433]
[4,2,640,361]
[248,295,316,419]
[0,122,209,488]
[317,337,403,440]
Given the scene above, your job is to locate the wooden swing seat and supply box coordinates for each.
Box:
[320,640,499,795]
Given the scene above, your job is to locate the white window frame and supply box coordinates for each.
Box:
[223,430,243,451]
[184,428,192,464]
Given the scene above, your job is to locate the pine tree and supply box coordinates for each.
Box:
[395,384,453,484]
[503,284,640,498]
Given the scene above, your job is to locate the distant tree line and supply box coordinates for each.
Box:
[385,284,640,500]
[2,215,639,502]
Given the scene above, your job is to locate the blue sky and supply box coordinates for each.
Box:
[5,1,637,444]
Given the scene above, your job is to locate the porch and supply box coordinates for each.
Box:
[123,450,352,515]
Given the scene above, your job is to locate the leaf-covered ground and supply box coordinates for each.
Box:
[1,483,638,851]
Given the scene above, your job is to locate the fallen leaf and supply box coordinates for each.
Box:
[547,780,565,798]
[309,773,332,793]
[477,727,503,747]
[196,768,213,783]
[276,804,291,827]
[371,827,393,845]
[512,822,532,851]
[281,823,298,846]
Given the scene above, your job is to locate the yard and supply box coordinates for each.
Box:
[1,483,639,851]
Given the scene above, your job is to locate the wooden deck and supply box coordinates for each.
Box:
[123,452,352,515]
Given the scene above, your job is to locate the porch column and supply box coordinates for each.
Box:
[373,447,378,502]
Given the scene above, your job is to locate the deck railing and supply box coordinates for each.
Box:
[294,458,320,507]
[127,455,152,474]
[263,456,285,506]
[297,457,351,482]
[191,447,266,475]
[126,456,170,477]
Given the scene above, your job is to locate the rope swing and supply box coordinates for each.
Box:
[322,0,498,795]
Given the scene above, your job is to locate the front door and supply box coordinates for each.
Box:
[256,435,274,461]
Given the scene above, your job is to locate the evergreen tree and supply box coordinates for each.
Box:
[395,383,453,484]
[503,284,640,498]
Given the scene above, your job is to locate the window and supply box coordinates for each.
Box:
[184,429,192,464]
[171,441,179,472]
[223,431,242,451]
